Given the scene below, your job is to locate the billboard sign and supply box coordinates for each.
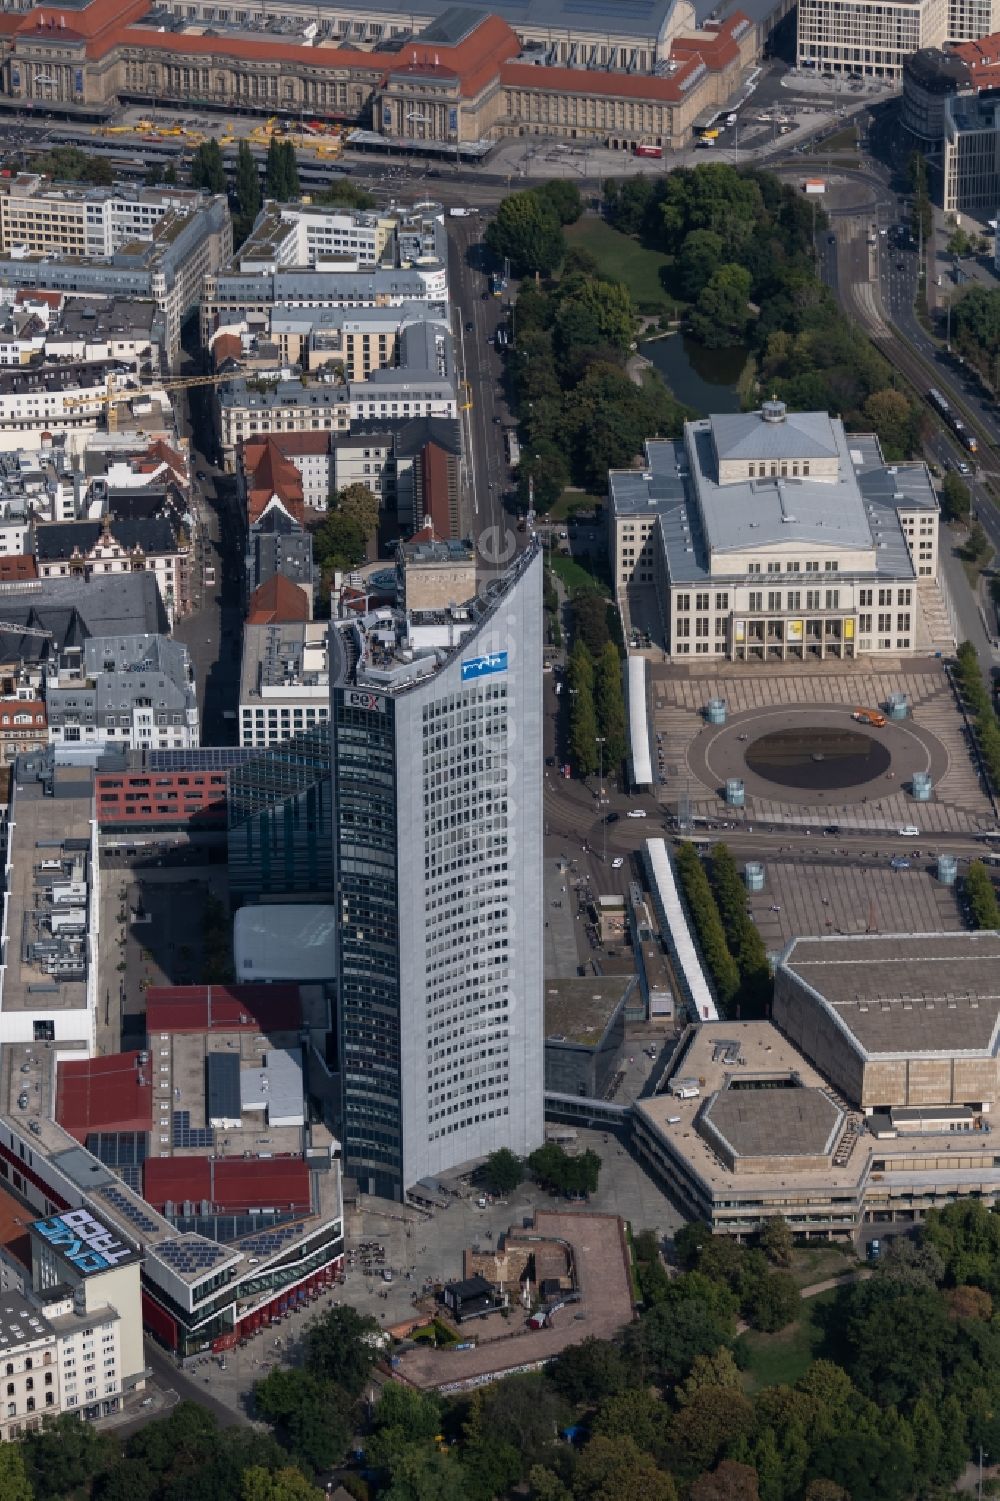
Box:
[461,651,508,682]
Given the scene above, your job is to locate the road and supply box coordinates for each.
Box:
[447,218,519,562]
[170,381,243,743]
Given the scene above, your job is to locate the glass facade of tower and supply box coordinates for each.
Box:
[331,547,544,1201]
[227,723,332,902]
[331,693,403,1199]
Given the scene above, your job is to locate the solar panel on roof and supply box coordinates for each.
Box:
[100,1185,158,1235]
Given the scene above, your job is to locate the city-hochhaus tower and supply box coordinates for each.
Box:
[329,542,544,1200]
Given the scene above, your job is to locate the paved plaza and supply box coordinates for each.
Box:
[652,661,997,835]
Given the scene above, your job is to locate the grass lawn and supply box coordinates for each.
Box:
[550,553,611,597]
[739,1288,837,1394]
[564,218,674,314]
[805,126,858,154]
[787,1243,857,1290]
[548,488,605,522]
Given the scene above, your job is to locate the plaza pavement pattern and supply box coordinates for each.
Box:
[652,662,996,834]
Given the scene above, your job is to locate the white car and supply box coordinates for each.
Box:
[626,809,647,819]
[898,826,920,837]
[612,857,624,869]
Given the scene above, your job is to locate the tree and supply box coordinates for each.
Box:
[253,1368,352,1472]
[666,1384,753,1478]
[483,1147,523,1196]
[676,230,724,301]
[808,1433,914,1501]
[0,1445,34,1501]
[593,641,627,774]
[315,179,376,210]
[474,1373,571,1471]
[383,1447,469,1501]
[571,593,610,658]
[547,1337,629,1404]
[527,1468,573,1501]
[573,1436,678,1501]
[266,135,287,199]
[742,1270,800,1332]
[281,140,300,198]
[862,388,914,460]
[517,446,569,514]
[879,1236,945,1288]
[622,1296,735,1386]
[313,511,366,570]
[962,520,991,564]
[336,482,380,538]
[302,1304,382,1395]
[675,1347,742,1404]
[963,861,1000,930]
[34,145,112,185]
[486,192,565,277]
[592,1386,669,1454]
[941,469,971,522]
[534,179,583,225]
[689,1460,760,1501]
[689,263,751,347]
[236,139,262,225]
[366,1385,444,1474]
[191,139,226,196]
[23,1414,117,1499]
[242,1467,324,1501]
[568,674,600,778]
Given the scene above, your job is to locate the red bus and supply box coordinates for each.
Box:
[633,141,663,158]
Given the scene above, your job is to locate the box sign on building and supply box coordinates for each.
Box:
[461,651,508,682]
[32,1209,138,1277]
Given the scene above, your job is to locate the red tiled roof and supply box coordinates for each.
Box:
[56,1050,153,1141]
[0,1179,36,1274]
[248,573,310,625]
[244,436,305,525]
[14,288,63,309]
[143,1155,312,1214]
[0,555,37,582]
[213,333,243,370]
[952,31,1000,84]
[143,437,187,478]
[421,441,456,539]
[0,699,45,728]
[146,983,303,1034]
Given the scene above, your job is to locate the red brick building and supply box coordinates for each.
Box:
[95,768,228,828]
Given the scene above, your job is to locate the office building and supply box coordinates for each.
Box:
[227,723,332,902]
[216,312,457,472]
[94,753,232,830]
[797,0,947,80]
[904,35,1000,210]
[34,514,190,626]
[634,931,1000,1237]
[0,177,231,364]
[609,401,941,662]
[329,542,544,1200]
[45,634,199,752]
[239,621,330,749]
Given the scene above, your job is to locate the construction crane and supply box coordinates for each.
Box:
[62,370,240,433]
